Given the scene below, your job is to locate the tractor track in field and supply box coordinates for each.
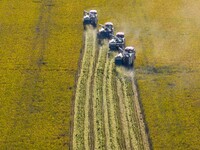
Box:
[71,27,150,150]
[10,0,53,134]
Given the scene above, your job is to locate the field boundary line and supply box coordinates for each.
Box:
[132,73,151,150]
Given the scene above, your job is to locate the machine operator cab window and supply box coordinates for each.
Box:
[89,10,98,17]
[124,46,135,54]
[105,22,114,33]
[116,32,125,39]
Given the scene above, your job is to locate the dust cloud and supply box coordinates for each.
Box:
[113,0,200,69]
[134,0,200,68]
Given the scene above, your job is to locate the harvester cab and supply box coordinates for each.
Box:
[89,10,98,17]
[109,35,118,50]
[124,46,136,55]
[83,10,98,28]
[115,32,125,49]
[109,32,125,50]
[123,46,136,66]
[89,10,98,27]
[114,46,136,67]
[116,32,125,43]
[105,22,114,36]
[116,32,125,39]
[98,22,114,39]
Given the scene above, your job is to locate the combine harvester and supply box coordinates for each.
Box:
[95,20,136,68]
[109,32,125,50]
[97,22,114,39]
[83,10,98,29]
[115,46,136,67]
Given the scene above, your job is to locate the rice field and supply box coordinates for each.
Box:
[1,0,199,149]
[0,0,81,148]
[133,1,200,149]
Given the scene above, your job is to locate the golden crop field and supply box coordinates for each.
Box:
[134,1,200,149]
[0,0,83,148]
[1,0,199,149]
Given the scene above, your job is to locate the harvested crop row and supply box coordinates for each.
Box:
[102,45,111,150]
[116,79,132,149]
[105,52,121,149]
[121,77,144,149]
[93,41,107,149]
[73,28,97,150]
[83,28,97,150]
